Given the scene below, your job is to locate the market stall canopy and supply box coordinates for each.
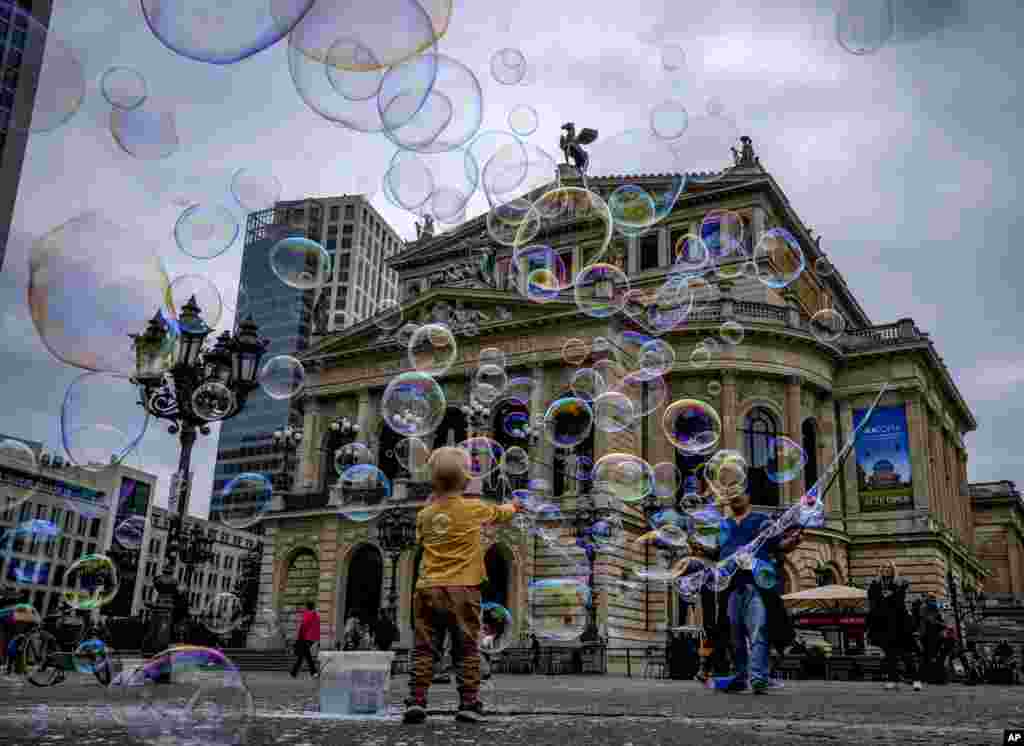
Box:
[782,584,867,611]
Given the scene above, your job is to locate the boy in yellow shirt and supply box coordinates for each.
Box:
[404,447,520,724]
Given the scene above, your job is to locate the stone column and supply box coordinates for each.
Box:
[904,394,932,514]
[783,376,802,506]
[626,236,639,275]
[246,525,281,650]
[658,226,670,269]
[721,372,738,451]
[929,423,948,528]
[300,397,323,491]
[530,364,552,488]
[318,520,339,644]
[818,394,839,514]
[837,400,859,514]
[751,206,766,244]
[356,390,373,439]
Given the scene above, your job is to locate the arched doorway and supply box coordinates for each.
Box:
[378,423,403,483]
[483,545,510,608]
[281,549,319,641]
[489,398,531,496]
[741,406,781,506]
[344,544,383,626]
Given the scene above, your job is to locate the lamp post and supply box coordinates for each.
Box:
[321,416,360,491]
[130,297,268,653]
[573,487,617,643]
[377,508,417,623]
[272,425,303,492]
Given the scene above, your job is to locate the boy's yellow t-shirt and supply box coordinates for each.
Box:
[415,496,517,589]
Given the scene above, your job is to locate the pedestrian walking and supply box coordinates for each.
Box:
[866,562,921,691]
[918,594,944,684]
[688,476,802,694]
[290,600,320,679]
[403,447,521,725]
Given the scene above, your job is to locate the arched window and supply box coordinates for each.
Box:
[434,407,468,450]
[815,565,835,587]
[490,398,530,496]
[741,407,780,506]
[802,419,819,494]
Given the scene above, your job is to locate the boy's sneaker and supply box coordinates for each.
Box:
[751,679,770,695]
[402,699,427,724]
[884,682,896,690]
[455,701,486,723]
[912,680,923,691]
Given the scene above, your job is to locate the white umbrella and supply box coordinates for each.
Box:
[782,584,867,611]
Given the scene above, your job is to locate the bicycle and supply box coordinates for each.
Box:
[15,603,121,687]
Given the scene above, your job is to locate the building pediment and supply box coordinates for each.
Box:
[301,287,578,367]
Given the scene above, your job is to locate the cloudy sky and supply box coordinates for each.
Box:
[0,0,1019,520]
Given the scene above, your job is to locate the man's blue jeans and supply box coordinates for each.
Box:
[727,584,770,684]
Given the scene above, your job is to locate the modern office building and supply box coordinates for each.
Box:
[211,194,403,514]
[0,438,158,618]
[133,506,261,618]
[0,0,53,271]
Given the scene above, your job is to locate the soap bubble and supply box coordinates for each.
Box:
[701,209,747,277]
[483,143,559,209]
[472,382,501,407]
[72,638,113,676]
[491,47,527,85]
[502,411,530,440]
[4,4,84,133]
[334,442,375,475]
[395,437,431,474]
[191,381,237,421]
[0,520,59,585]
[707,381,722,397]
[481,602,515,654]
[140,0,315,64]
[231,167,283,213]
[719,320,744,346]
[609,185,657,235]
[570,367,606,402]
[110,105,180,160]
[661,43,686,72]
[653,462,682,499]
[754,228,805,289]
[479,347,506,369]
[269,237,330,289]
[543,397,594,449]
[202,592,245,636]
[258,355,306,400]
[835,0,894,55]
[528,579,590,642]
[61,372,148,472]
[175,204,239,260]
[514,188,612,275]
[213,473,272,529]
[501,446,530,476]
[593,453,654,503]
[100,66,148,110]
[706,450,748,500]
[615,372,668,418]
[574,263,630,318]
[64,554,118,610]
[671,233,710,274]
[114,516,147,550]
[767,437,807,484]
[338,464,392,522]
[662,399,721,454]
[382,372,447,437]
[593,391,635,433]
[639,339,675,377]
[649,99,689,140]
[476,363,508,395]
[325,36,384,101]
[0,440,40,512]
[508,104,539,136]
[29,212,176,377]
[458,437,503,480]
[170,274,224,331]
[810,308,846,343]
[408,323,457,378]
[690,344,712,368]
[374,299,405,331]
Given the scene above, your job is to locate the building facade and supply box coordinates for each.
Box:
[133,506,262,619]
[0,439,157,619]
[212,194,402,518]
[244,139,997,657]
[969,481,1024,595]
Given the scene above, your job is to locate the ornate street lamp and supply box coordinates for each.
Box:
[318,416,360,493]
[272,425,303,492]
[377,508,417,623]
[130,296,269,654]
[461,400,492,436]
[573,487,617,643]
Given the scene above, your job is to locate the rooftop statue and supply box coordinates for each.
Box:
[559,122,598,179]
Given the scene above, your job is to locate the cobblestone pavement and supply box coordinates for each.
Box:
[0,671,1016,745]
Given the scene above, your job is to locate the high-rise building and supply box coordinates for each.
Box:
[0,0,53,271]
[211,194,403,516]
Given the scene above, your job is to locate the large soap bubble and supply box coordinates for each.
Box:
[408,323,457,378]
[213,473,273,529]
[257,355,306,400]
[170,274,224,330]
[110,105,180,160]
[230,167,282,212]
[574,263,630,318]
[337,464,392,522]
[513,188,613,281]
[754,227,805,290]
[61,372,149,472]
[64,554,119,610]
[528,579,590,642]
[481,602,515,654]
[0,439,41,512]
[835,0,894,55]
[593,453,654,503]
[100,66,148,111]
[543,396,594,449]
[140,0,316,65]
[662,399,721,455]
[175,204,240,260]
[29,212,175,377]
[382,372,447,437]
[490,47,527,85]
[269,237,331,289]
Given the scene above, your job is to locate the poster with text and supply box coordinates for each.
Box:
[853,405,914,511]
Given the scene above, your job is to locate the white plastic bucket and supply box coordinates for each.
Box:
[318,651,395,716]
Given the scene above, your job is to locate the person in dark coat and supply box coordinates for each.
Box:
[867,562,921,690]
[918,595,945,684]
[374,609,398,651]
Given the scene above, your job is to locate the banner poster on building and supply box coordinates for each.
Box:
[852,404,914,511]
[116,476,153,525]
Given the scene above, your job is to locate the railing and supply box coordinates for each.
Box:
[733,300,787,323]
